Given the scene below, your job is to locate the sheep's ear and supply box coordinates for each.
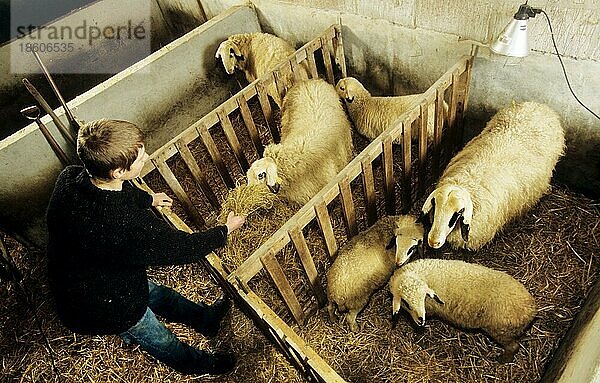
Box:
[417,197,434,228]
[448,207,464,228]
[229,43,243,60]
[427,288,444,305]
[459,217,470,242]
[386,236,396,250]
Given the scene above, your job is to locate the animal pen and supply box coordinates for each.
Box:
[136,23,473,382]
[2,6,598,383]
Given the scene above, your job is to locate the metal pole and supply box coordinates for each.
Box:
[21,106,72,167]
[31,51,81,131]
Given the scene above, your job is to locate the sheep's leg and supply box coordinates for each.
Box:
[327,302,336,323]
[346,310,359,332]
[497,340,519,363]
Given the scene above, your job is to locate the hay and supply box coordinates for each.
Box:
[216,183,299,270]
[2,185,597,383]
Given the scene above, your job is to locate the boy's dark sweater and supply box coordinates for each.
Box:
[47,166,228,335]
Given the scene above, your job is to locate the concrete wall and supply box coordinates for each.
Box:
[0,0,210,141]
[202,0,600,199]
[0,5,261,247]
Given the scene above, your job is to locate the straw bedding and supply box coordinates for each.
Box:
[1,100,599,383]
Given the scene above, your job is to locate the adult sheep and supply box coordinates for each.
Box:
[327,215,424,332]
[246,79,353,205]
[420,101,565,251]
[215,32,309,108]
[389,259,537,362]
[335,77,446,143]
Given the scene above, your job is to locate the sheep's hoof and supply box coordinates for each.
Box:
[497,346,518,363]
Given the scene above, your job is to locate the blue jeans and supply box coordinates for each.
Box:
[119,281,214,374]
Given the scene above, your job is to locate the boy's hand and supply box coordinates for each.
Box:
[152,192,173,207]
[225,211,246,234]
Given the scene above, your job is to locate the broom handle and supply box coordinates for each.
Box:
[32,51,80,130]
[22,78,77,147]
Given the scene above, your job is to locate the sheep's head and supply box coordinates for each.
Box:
[246,157,281,194]
[215,40,244,75]
[390,271,444,327]
[386,217,425,266]
[419,185,472,249]
[335,77,370,104]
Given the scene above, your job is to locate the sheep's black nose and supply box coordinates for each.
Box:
[268,184,280,194]
[418,317,425,326]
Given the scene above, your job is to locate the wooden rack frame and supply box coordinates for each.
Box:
[139,23,473,383]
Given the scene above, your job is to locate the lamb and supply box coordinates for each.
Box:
[326,215,424,332]
[215,32,309,108]
[246,79,353,204]
[420,101,565,251]
[389,259,537,362]
[335,77,445,143]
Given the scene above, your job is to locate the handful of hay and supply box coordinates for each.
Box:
[216,183,300,270]
[217,183,279,221]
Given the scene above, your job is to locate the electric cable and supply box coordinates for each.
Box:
[541,10,600,120]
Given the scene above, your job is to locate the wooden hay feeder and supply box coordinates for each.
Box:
[137,22,474,382]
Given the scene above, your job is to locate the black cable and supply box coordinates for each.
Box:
[541,10,600,120]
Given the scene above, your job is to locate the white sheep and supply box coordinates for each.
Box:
[215,32,309,108]
[389,259,537,362]
[335,77,445,143]
[327,215,424,332]
[420,101,565,251]
[246,79,353,204]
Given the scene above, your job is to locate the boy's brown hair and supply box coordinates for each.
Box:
[77,119,144,179]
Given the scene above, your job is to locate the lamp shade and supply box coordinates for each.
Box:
[490,19,530,57]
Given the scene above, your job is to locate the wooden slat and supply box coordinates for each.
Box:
[320,37,335,84]
[382,136,395,215]
[274,63,291,104]
[338,176,358,237]
[448,70,460,155]
[448,70,459,132]
[433,88,446,180]
[237,95,264,156]
[333,24,347,78]
[462,56,474,113]
[292,52,308,82]
[314,200,337,259]
[361,159,377,226]
[175,140,220,210]
[196,124,235,189]
[401,120,412,212]
[256,80,279,143]
[418,100,430,196]
[217,109,249,171]
[152,158,205,228]
[306,45,319,79]
[288,227,327,307]
[261,250,305,325]
[237,289,347,382]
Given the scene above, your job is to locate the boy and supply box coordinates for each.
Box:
[46,119,245,375]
